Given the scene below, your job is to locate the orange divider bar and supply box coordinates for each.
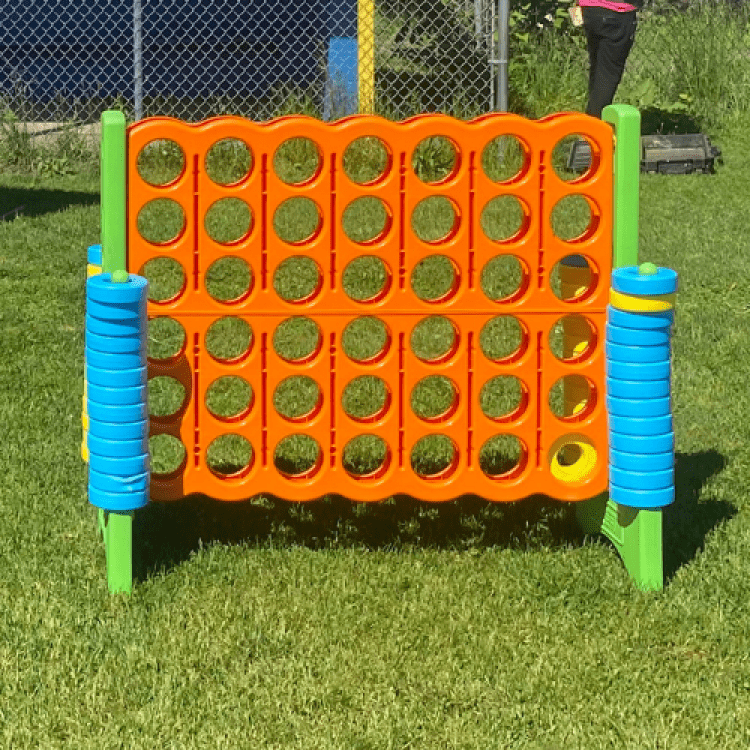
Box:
[126,113,613,503]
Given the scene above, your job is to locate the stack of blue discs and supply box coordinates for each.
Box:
[607,266,678,509]
[85,273,150,511]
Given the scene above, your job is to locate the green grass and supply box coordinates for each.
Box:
[2,115,750,746]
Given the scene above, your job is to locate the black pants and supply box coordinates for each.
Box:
[583,6,637,118]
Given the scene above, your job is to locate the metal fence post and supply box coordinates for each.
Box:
[134,0,143,120]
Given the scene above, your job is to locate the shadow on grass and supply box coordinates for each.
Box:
[132,492,583,584]
[640,107,703,136]
[132,449,733,584]
[0,185,98,222]
[664,448,734,581]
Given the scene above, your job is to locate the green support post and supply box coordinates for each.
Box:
[576,104,664,592]
[98,109,136,594]
[101,510,134,594]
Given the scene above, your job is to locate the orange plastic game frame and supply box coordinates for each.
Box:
[124,112,614,504]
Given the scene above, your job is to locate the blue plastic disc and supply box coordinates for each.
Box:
[86,298,143,321]
[606,395,671,417]
[88,484,150,512]
[86,330,147,355]
[85,313,142,338]
[87,273,148,304]
[87,432,149,457]
[87,418,150,441]
[87,399,149,423]
[89,468,149,494]
[609,430,674,454]
[610,465,674,490]
[611,266,678,295]
[608,413,673,436]
[610,483,674,509]
[85,347,146,370]
[606,377,670,399]
[607,306,674,330]
[610,449,673,472]
[87,244,103,265]
[86,382,148,406]
[606,341,671,363]
[606,360,670,381]
[86,364,148,387]
[605,323,670,347]
[87,452,150,475]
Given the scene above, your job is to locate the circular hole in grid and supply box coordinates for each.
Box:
[480,375,525,421]
[552,134,596,182]
[205,376,254,421]
[410,434,458,479]
[342,197,391,244]
[343,136,390,184]
[481,135,528,183]
[549,374,594,421]
[273,317,322,363]
[410,316,458,363]
[205,316,253,362]
[137,198,186,245]
[480,196,525,243]
[479,435,525,479]
[148,376,187,418]
[342,317,390,363]
[141,257,186,303]
[206,434,254,478]
[204,198,253,244]
[273,256,322,303]
[205,256,253,303]
[205,138,253,186]
[273,197,322,245]
[342,256,390,302]
[550,255,595,301]
[149,434,187,477]
[343,434,390,478]
[412,136,459,184]
[411,375,458,422]
[148,317,186,361]
[550,435,598,484]
[480,255,525,302]
[411,255,459,303]
[342,376,390,422]
[136,139,185,186]
[550,195,593,242]
[549,315,597,362]
[274,434,322,478]
[411,196,459,244]
[479,316,525,362]
[274,375,323,422]
[274,137,321,185]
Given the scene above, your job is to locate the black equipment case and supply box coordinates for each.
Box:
[567,134,721,175]
[640,134,721,174]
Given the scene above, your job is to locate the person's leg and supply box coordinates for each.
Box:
[583,8,602,109]
[585,9,637,118]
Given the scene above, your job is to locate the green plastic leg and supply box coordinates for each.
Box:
[101,510,134,594]
[576,493,663,591]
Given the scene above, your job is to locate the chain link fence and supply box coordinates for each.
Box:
[0,0,507,124]
[1,0,747,127]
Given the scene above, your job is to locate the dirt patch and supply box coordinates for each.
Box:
[4,121,102,149]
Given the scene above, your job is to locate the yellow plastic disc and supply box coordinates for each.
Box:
[549,436,598,484]
[609,288,675,312]
[572,340,588,357]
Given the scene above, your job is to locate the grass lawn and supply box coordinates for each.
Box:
[1,120,749,747]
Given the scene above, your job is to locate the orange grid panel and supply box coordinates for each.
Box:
[127,113,614,503]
